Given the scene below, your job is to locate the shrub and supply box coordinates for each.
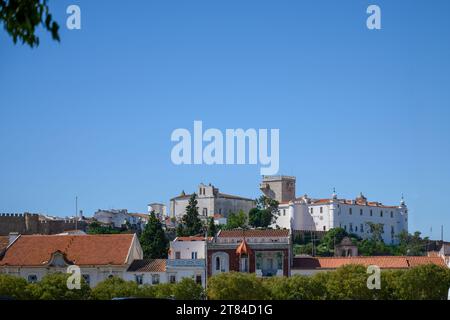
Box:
[90,277,139,300]
[207,272,270,300]
[28,272,90,300]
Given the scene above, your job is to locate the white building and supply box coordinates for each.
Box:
[0,234,143,287]
[94,209,148,231]
[274,191,408,244]
[147,203,167,219]
[170,183,255,220]
[126,236,207,287]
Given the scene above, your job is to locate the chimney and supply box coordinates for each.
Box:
[8,232,20,246]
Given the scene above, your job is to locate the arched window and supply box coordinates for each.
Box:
[215,257,221,271]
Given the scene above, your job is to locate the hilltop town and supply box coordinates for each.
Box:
[1,175,449,300]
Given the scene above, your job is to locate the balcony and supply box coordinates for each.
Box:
[166,259,205,268]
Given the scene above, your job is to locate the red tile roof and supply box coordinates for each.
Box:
[0,236,9,252]
[218,229,290,238]
[127,259,166,272]
[293,256,447,270]
[176,236,207,242]
[0,234,135,266]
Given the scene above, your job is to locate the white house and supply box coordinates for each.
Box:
[0,233,143,287]
[126,236,207,287]
[94,209,148,231]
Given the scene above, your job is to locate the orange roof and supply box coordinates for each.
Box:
[219,229,290,238]
[297,197,399,209]
[127,259,166,272]
[236,239,251,255]
[293,256,446,270]
[0,236,9,251]
[176,236,207,242]
[0,234,135,266]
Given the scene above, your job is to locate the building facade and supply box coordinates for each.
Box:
[170,183,255,220]
[126,236,206,287]
[0,234,143,287]
[207,229,292,277]
[264,176,408,244]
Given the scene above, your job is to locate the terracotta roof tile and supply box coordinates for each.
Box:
[218,229,290,238]
[127,259,166,272]
[293,256,446,270]
[176,236,206,242]
[0,234,135,266]
[0,236,9,251]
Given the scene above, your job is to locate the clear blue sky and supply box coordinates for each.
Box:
[1,0,449,240]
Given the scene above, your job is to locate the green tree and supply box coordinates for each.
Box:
[177,193,203,236]
[366,222,384,242]
[87,221,120,234]
[249,196,279,228]
[140,211,169,259]
[207,272,269,300]
[90,277,139,300]
[28,273,90,300]
[395,264,450,300]
[153,283,175,299]
[225,210,247,230]
[325,264,374,300]
[207,217,218,237]
[0,0,60,47]
[0,274,32,299]
[395,231,429,256]
[173,278,204,300]
[321,228,349,251]
[264,275,326,300]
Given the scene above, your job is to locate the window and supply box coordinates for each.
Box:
[215,257,221,271]
[349,223,353,232]
[169,274,176,284]
[82,274,90,286]
[370,210,373,216]
[135,274,143,285]
[320,207,323,214]
[27,275,37,283]
[380,210,383,217]
[323,226,326,231]
[219,208,222,214]
[391,226,395,234]
[175,251,181,259]
[310,208,314,214]
[360,209,363,216]
[202,208,208,216]
[355,226,358,232]
[283,209,286,216]
[390,211,394,218]
[344,225,347,231]
[360,224,364,233]
[152,274,160,285]
[195,275,202,285]
[191,251,198,259]
[349,208,352,215]
[240,256,249,272]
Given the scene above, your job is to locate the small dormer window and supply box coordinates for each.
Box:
[27,275,38,283]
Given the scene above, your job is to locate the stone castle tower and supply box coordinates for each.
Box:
[260,176,296,203]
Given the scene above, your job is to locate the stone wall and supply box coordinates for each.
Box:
[0,213,88,235]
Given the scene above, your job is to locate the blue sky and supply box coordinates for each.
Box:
[1,0,450,240]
